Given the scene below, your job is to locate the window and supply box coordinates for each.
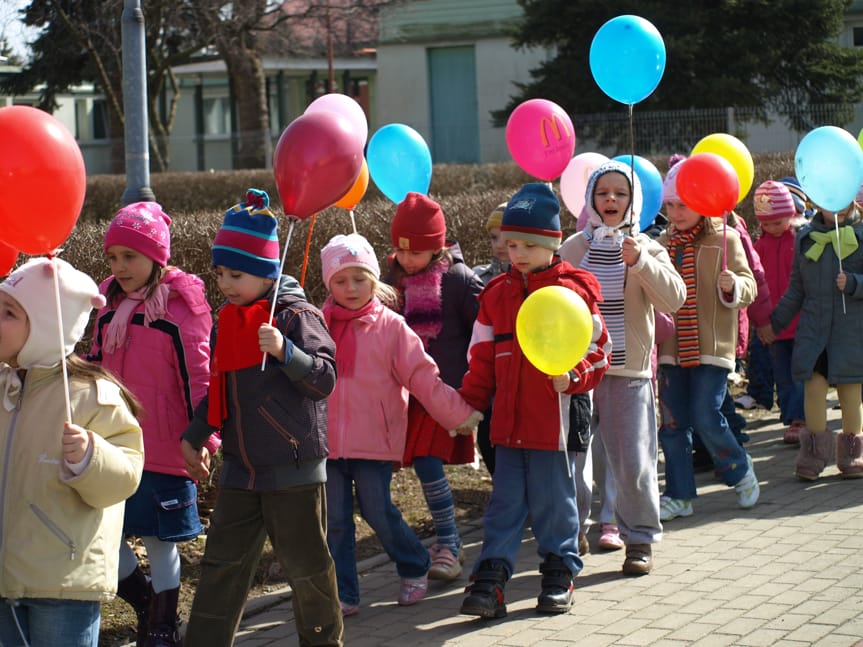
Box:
[854,27,863,47]
[92,99,108,140]
[203,96,231,135]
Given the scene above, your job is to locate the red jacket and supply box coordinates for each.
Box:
[459,259,610,451]
[754,226,798,341]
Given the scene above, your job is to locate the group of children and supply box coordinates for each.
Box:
[2,147,862,646]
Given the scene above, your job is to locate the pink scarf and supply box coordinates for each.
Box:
[323,297,376,379]
[103,283,170,354]
[401,257,448,349]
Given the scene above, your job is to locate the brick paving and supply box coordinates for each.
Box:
[227,403,863,646]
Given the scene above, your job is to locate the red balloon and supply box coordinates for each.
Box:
[0,241,18,276]
[0,106,86,254]
[273,112,364,220]
[675,153,740,217]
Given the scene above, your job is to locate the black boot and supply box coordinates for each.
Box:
[536,554,573,614]
[117,566,151,645]
[145,586,183,647]
[459,559,508,619]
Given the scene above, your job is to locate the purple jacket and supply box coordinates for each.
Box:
[88,268,217,477]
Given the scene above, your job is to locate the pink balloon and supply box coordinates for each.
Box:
[506,99,576,181]
[273,112,364,219]
[305,93,368,149]
[560,152,609,217]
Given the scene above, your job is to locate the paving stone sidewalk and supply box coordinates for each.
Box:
[230,403,863,646]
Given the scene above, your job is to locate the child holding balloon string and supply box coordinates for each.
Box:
[384,192,484,582]
[457,182,610,618]
[559,159,686,575]
[319,233,482,614]
[656,160,760,522]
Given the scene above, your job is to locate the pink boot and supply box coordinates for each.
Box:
[836,432,863,478]
[795,428,834,481]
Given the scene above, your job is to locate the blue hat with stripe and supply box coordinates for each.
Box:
[501,182,562,250]
[212,189,280,279]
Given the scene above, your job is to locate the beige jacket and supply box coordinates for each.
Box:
[657,226,757,371]
[559,232,687,379]
[0,366,143,601]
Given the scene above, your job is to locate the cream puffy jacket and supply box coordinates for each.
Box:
[0,366,143,601]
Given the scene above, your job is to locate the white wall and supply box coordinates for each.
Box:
[375,44,432,142]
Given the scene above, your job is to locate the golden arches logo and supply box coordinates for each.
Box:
[539,114,570,147]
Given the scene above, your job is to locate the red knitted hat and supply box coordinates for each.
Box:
[391,192,446,251]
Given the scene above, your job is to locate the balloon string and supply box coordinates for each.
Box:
[723,210,728,271]
[349,210,357,234]
[300,213,317,288]
[836,215,847,314]
[558,392,571,478]
[50,257,72,422]
[262,218,295,371]
[627,103,636,230]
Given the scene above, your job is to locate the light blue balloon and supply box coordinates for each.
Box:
[613,154,663,231]
[795,126,863,213]
[590,15,666,105]
[367,124,432,204]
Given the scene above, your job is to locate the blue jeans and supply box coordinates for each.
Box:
[658,365,750,500]
[476,446,582,579]
[0,598,100,647]
[326,459,430,606]
[771,339,804,423]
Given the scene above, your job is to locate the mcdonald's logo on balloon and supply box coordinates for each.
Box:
[506,98,576,181]
[539,114,571,148]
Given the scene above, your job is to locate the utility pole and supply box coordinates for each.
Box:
[120,0,155,204]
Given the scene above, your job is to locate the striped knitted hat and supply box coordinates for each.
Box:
[501,183,562,250]
[212,189,280,279]
[754,181,796,222]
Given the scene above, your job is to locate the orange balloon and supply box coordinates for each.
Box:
[334,160,369,210]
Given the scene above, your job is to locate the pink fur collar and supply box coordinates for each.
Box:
[402,258,449,348]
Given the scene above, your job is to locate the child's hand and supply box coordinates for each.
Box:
[551,374,571,393]
[621,236,641,266]
[837,270,847,292]
[717,269,735,294]
[62,422,90,465]
[181,439,211,481]
[258,323,286,362]
[450,409,483,436]
[756,324,776,346]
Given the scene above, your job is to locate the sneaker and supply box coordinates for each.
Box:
[597,523,624,551]
[784,421,804,445]
[428,544,462,581]
[734,394,757,410]
[398,575,428,606]
[659,495,693,521]
[340,601,359,617]
[735,455,760,509]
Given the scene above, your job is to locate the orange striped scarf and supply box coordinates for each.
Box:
[669,221,705,368]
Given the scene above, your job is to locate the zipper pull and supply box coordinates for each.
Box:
[291,439,300,468]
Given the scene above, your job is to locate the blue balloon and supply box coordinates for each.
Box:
[367,124,432,204]
[795,126,863,213]
[612,154,663,231]
[590,15,666,105]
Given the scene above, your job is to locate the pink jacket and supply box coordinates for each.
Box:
[324,298,473,462]
[731,216,772,358]
[87,268,218,477]
[754,226,798,340]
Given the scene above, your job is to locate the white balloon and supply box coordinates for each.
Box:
[305,93,368,148]
[560,152,609,218]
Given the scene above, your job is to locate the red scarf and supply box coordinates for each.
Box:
[668,221,705,368]
[207,299,272,427]
[323,297,376,379]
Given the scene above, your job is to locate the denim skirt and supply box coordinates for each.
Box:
[123,470,204,542]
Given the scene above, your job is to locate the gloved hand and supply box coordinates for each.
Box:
[449,409,484,437]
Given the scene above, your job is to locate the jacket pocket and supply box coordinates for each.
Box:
[154,481,203,542]
[31,504,77,561]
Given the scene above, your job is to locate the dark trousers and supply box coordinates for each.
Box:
[184,484,343,647]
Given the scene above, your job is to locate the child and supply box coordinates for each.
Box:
[559,160,686,575]
[657,163,760,521]
[180,190,343,646]
[385,193,484,581]
[752,181,806,443]
[0,257,144,647]
[86,202,215,645]
[457,183,610,618]
[766,199,863,479]
[319,233,482,615]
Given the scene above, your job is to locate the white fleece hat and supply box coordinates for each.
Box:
[0,257,106,369]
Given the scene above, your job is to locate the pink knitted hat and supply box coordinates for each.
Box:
[104,202,172,266]
[754,181,796,222]
[321,233,380,288]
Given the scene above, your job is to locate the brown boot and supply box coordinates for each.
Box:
[836,432,863,478]
[116,566,150,645]
[622,543,652,576]
[145,586,182,647]
[795,428,834,481]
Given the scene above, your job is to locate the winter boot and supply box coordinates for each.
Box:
[145,586,183,647]
[116,566,151,646]
[836,432,863,478]
[459,559,508,619]
[535,554,574,614]
[795,428,834,481]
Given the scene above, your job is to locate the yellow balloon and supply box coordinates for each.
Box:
[515,286,593,376]
[691,133,754,204]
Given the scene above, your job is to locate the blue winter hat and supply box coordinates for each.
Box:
[780,176,814,219]
[212,189,280,279]
[501,183,562,250]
